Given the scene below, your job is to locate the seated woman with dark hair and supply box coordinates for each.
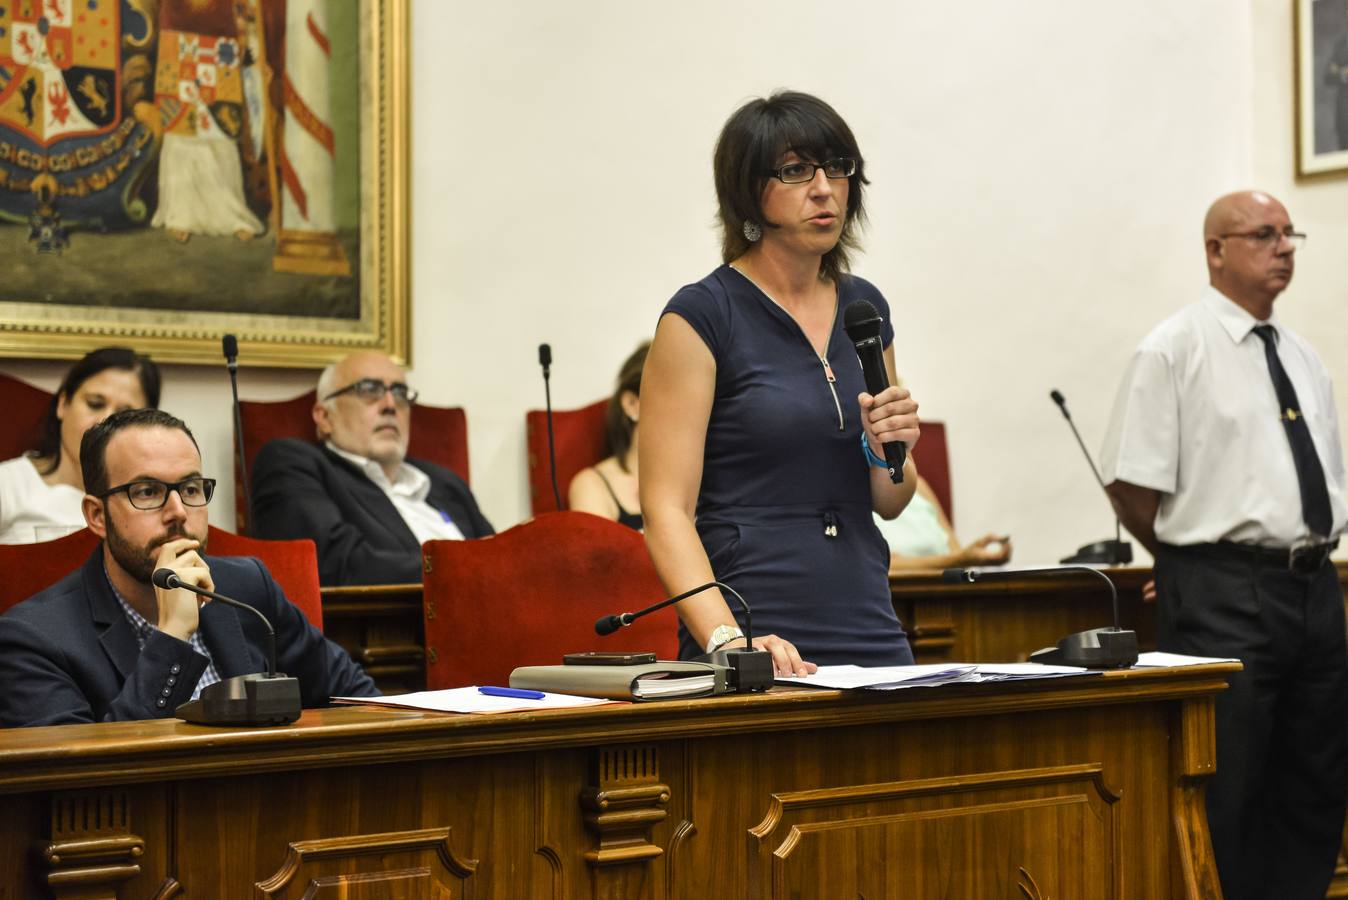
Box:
[874,474,1011,573]
[568,342,649,531]
[0,348,161,544]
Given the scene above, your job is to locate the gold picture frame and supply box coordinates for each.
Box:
[0,0,409,368]
[1296,0,1348,177]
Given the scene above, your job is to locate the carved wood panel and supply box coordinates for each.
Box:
[40,789,145,900]
[254,827,476,899]
[749,764,1121,900]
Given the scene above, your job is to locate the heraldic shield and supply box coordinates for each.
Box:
[0,0,156,230]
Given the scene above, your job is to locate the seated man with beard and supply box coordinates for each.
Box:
[0,409,377,728]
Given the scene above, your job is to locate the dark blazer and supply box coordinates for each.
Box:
[250,439,494,586]
[0,549,378,728]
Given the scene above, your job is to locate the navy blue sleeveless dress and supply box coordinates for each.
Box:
[663,265,914,666]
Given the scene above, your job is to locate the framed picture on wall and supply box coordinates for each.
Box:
[0,0,410,368]
[1297,0,1348,176]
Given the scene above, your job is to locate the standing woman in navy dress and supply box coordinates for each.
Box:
[641,91,921,676]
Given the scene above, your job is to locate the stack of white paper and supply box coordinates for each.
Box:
[777,662,1092,691]
[332,687,620,714]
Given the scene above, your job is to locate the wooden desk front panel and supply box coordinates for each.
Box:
[0,669,1226,900]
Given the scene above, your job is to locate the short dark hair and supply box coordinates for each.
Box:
[713,91,870,283]
[604,341,650,473]
[81,408,198,497]
[32,347,162,475]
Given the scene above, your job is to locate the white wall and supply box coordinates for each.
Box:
[8,0,1330,569]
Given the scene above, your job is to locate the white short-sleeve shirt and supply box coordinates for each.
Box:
[1100,286,1347,547]
[0,456,87,545]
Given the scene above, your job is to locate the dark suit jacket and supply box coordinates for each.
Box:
[0,549,379,728]
[250,439,494,585]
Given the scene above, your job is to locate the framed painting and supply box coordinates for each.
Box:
[0,0,409,368]
[1297,0,1348,176]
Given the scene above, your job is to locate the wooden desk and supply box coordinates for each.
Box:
[894,561,1348,665]
[0,665,1231,899]
[321,583,424,694]
[893,566,1157,664]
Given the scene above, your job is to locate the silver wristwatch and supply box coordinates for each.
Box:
[704,624,745,654]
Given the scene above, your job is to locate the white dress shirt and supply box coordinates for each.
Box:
[1100,286,1348,547]
[326,442,466,545]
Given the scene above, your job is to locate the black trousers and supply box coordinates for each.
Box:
[1156,544,1348,900]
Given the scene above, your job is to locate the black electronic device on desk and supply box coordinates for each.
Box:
[593,580,775,693]
[943,564,1139,668]
[153,568,302,726]
[1049,389,1133,566]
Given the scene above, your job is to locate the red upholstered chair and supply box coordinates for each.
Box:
[0,371,54,461]
[236,390,470,532]
[913,420,952,524]
[206,526,323,631]
[0,527,323,631]
[525,399,608,514]
[422,511,678,689]
[0,527,100,614]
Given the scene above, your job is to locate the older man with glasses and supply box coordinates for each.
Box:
[1101,190,1348,900]
[0,408,378,727]
[250,351,493,586]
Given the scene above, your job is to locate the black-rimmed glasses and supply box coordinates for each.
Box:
[323,378,419,407]
[764,157,857,184]
[100,477,217,511]
[1218,227,1307,252]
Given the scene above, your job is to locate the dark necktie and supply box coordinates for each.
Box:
[1252,324,1333,538]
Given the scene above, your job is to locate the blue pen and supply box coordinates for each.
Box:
[478,686,545,700]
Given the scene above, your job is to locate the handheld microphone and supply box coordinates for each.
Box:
[595,581,774,692]
[942,564,1138,668]
[843,300,905,483]
[223,334,252,535]
[1049,389,1132,565]
[538,343,563,511]
[152,567,301,725]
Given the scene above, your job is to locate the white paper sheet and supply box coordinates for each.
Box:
[1133,651,1240,667]
[776,662,1093,691]
[332,686,621,714]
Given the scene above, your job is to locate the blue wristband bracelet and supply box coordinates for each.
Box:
[861,432,888,469]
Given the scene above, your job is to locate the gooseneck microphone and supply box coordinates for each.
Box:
[152,567,301,725]
[942,564,1138,668]
[1049,389,1131,565]
[223,335,251,534]
[842,300,905,484]
[595,581,774,692]
[538,343,563,510]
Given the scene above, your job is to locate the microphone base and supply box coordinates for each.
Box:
[700,648,775,693]
[175,673,301,726]
[1029,627,1139,669]
[1060,539,1133,566]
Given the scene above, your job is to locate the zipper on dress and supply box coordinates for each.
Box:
[823,511,839,538]
[819,356,845,431]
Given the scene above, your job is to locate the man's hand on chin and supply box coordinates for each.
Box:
[154,538,214,642]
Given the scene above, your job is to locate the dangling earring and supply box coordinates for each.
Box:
[743,220,762,242]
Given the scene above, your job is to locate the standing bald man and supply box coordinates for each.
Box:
[251,351,494,585]
[1101,191,1348,899]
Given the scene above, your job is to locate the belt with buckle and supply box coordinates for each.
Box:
[1211,538,1339,574]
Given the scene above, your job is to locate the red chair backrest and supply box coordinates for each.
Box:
[206,526,323,631]
[526,399,608,514]
[236,390,470,531]
[421,511,678,688]
[0,527,322,631]
[0,527,101,614]
[0,371,54,461]
[913,420,952,524]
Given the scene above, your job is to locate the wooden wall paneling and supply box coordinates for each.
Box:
[253,827,477,898]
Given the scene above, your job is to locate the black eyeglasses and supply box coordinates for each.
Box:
[764,157,857,184]
[323,378,419,407]
[1218,226,1307,252]
[100,477,217,511]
